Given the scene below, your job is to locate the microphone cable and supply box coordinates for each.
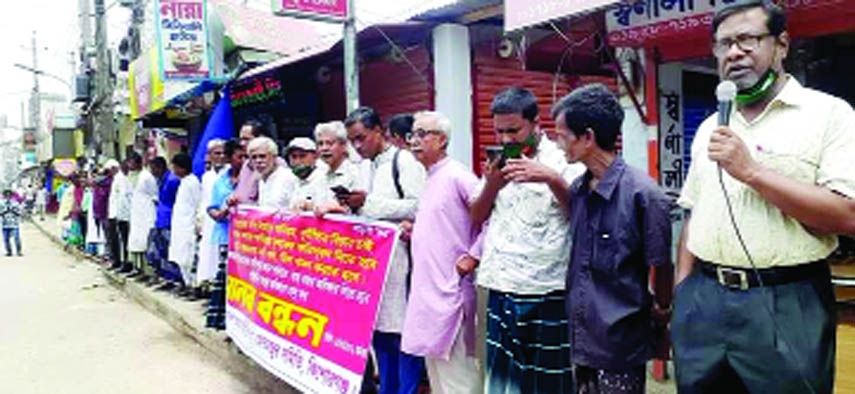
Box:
[717,166,818,394]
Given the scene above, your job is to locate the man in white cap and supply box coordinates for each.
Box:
[286,137,324,207]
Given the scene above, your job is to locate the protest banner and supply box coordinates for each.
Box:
[225,207,399,394]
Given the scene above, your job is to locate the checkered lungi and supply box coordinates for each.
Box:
[485,290,573,394]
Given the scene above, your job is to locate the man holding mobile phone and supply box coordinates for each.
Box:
[293,121,365,211]
[470,87,585,393]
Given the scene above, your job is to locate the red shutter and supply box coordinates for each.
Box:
[320,47,434,123]
[471,55,617,174]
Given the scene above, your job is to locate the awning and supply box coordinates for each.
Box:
[137,77,228,127]
[209,0,340,56]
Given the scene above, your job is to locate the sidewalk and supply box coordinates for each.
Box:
[30,216,298,394]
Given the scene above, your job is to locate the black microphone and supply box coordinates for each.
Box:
[716,80,737,126]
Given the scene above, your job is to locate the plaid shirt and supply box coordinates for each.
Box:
[0,199,21,229]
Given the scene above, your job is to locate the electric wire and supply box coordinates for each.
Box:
[718,167,818,394]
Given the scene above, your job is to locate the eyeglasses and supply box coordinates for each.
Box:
[249,154,270,160]
[405,128,442,141]
[712,33,772,57]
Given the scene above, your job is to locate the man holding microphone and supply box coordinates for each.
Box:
[672,1,855,393]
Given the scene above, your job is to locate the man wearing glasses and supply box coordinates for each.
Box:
[672,1,855,393]
[470,87,584,393]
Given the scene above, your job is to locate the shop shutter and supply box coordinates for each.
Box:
[360,47,434,123]
[471,55,617,174]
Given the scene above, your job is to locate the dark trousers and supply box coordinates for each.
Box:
[371,331,424,394]
[107,219,129,264]
[2,228,21,255]
[671,265,835,394]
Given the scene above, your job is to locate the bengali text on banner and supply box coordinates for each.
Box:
[225,206,398,394]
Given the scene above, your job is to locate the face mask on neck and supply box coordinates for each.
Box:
[736,68,778,106]
[292,165,314,180]
[502,133,538,159]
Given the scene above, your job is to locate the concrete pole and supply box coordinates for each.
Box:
[30,31,41,143]
[343,0,359,114]
[94,0,115,158]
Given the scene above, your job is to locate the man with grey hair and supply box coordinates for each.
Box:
[401,111,482,393]
[293,121,366,210]
[249,136,294,209]
[197,139,227,288]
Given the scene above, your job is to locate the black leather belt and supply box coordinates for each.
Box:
[698,260,827,290]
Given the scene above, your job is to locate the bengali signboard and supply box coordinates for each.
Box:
[155,0,212,80]
[273,0,347,22]
[657,63,685,256]
[226,207,399,394]
[230,74,285,109]
[505,0,619,32]
[606,0,848,47]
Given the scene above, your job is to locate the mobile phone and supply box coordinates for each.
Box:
[485,146,506,169]
[330,185,351,196]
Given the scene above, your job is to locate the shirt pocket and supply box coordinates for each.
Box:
[591,232,617,276]
[511,186,557,228]
[755,149,818,184]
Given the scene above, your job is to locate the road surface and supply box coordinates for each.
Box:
[0,223,252,394]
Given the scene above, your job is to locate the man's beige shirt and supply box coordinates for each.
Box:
[678,77,855,268]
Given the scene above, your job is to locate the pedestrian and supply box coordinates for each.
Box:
[0,189,23,257]
[167,153,202,297]
[234,120,287,204]
[197,139,227,291]
[387,113,414,150]
[248,136,294,209]
[84,182,105,255]
[672,1,855,393]
[319,106,427,394]
[108,159,133,271]
[128,155,159,280]
[551,84,673,394]
[35,186,47,221]
[94,161,116,264]
[206,139,246,330]
[469,87,585,393]
[400,111,482,394]
[285,137,324,208]
[149,157,180,288]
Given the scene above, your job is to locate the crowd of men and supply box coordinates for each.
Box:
[43,1,855,393]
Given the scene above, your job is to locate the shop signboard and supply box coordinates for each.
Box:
[226,207,399,394]
[606,0,850,47]
[230,73,285,109]
[505,0,619,32]
[155,0,212,80]
[272,0,347,22]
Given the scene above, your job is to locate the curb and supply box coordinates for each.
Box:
[30,220,299,394]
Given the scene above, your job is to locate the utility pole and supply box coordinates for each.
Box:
[343,0,359,114]
[94,0,116,158]
[30,31,41,144]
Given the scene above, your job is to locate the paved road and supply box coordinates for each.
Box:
[0,223,252,394]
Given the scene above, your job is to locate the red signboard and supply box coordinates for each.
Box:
[273,0,347,22]
[504,0,619,31]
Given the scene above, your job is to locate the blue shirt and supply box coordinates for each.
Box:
[209,169,236,246]
[155,171,180,229]
[565,157,672,371]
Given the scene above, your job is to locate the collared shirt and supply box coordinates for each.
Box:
[289,167,325,208]
[362,145,426,333]
[155,171,181,229]
[108,172,133,221]
[566,157,672,371]
[209,169,237,246]
[477,137,586,295]
[402,157,479,359]
[304,159,367,205]
[678,77,855,268]
[258,166,296,209]
[0,199,21,229]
